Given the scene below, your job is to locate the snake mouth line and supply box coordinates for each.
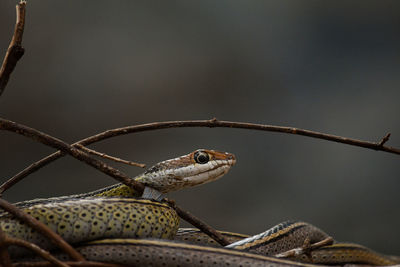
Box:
[182,159,235,182]
[140,150,236,193]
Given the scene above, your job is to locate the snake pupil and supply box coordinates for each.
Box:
[194,151,209,164]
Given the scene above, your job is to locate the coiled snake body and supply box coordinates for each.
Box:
[1,149,398,266]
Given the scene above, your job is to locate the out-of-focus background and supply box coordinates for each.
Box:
[1,1,399,254]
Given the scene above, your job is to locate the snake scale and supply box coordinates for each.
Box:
[1,149,398,266]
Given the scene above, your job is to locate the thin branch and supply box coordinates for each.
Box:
[75,144,146,168]
[167,200,231,246]
[2,118,399,195]
[0,118,145,195]
[6,237,68,267]
[275,236,334,258]
[0,155,64,196]
[0,1,26,96]
[0,198,84,262]
[0,228,12,267]
[71,119,400,155]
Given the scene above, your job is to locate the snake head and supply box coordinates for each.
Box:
[138,149,236,193]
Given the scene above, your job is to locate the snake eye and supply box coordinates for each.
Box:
[194,151,210,164]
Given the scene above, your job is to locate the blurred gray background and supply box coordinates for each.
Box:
[1,0,399,255]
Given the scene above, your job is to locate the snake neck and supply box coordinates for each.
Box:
[8,182,140,210]
[76,182,139,198]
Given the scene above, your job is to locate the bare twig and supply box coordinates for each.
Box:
[0,155,65,195]
[0,228,12,267]
[2,119,399,195]
[377,133,391,147]
[0,1,26,96]
[67,119,400,155]
[75,144,146,168]
[275,236,334,258]
[0,198,84,262]
[6,237,68,267]
[166,199,231,246]
[0,118,145,195]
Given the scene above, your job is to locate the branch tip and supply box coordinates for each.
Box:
[75,144,146,168]
[377,133,391,147]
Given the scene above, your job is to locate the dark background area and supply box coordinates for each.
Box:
[1,1,399,254]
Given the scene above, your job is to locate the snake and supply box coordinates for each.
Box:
[1,149,398,266]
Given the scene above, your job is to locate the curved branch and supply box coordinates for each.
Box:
[1,118,399,195]
[0,1,26,96]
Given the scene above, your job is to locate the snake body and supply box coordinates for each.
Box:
[1,198,179,257]
[71,239,317,267]
[176,221,329,255]
[33,238,399,266]
[289,243,398,266]
[225,221,329,254]
[75,240,398,267]
[2,149,399,266]
[175,223,399,266]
